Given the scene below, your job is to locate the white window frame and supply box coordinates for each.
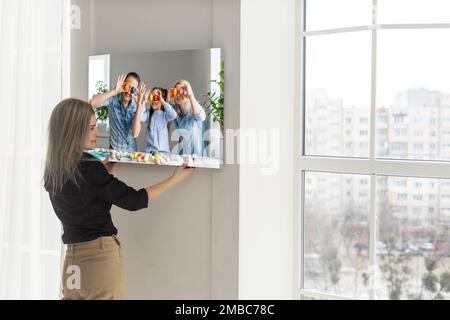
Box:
[294,0,450,300]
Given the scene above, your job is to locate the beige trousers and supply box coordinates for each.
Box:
[62,235,125,300]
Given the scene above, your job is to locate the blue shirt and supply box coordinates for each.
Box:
[172,104,206,156]
[106,94,146,152]
[144,103,177,154]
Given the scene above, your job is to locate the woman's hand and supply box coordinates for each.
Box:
[167,88,175,104]
[115,75,126,94]
[185,83,194,99]
[145,163,194,201]
[144,89,151,104]
[170,164,195,185]
[132,85,146,138]
[157,89,166,105]
[136,82,146,105]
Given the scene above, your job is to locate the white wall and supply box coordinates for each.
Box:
[211,0,240,299]
[91,0,213,54]
[70,0,92,99]
[239,0,296,299]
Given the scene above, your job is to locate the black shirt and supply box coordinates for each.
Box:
[45,153,148,244]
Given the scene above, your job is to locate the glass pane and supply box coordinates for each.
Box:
[305,0,372,31]
[376,30,450,160]
[376,176,450,300]
[305,32,371,158]
[304,172,370,298]
[378,0,450,24]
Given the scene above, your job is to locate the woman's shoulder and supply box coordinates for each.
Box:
[80,153,105,171]
[80,153,111,185]
[81,152,99,162]
[44,154,105,194]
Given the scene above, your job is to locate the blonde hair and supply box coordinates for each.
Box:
[44,98,95,193]
[174,79,190,87]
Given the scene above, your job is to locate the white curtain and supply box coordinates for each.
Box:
[0,0,69,299]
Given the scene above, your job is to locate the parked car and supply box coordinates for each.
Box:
[377,241,388,256]
[402,243,421,256]
[419,242,435,252]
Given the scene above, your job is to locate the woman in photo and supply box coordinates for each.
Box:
[169,80,206,156]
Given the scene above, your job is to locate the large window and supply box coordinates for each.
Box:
[298,0,450,300]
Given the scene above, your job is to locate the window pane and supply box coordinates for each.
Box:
[378,0,450,24]
[376,29,450,160]
[305,0,372,31]
[305,32,371,158]
[376,176,450,300]
[304,172,370,298]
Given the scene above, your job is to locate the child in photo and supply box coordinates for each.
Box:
[133,87,177,154]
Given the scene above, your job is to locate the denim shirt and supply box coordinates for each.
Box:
[144,103,177,154]
[106,94,146,152]
[172,103,206,156]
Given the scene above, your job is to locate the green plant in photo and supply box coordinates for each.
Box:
[94,80,109,122]
[202,61,224,131]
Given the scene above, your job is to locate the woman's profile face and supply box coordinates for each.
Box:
[151,89,162,110]
[84,115,98,150]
